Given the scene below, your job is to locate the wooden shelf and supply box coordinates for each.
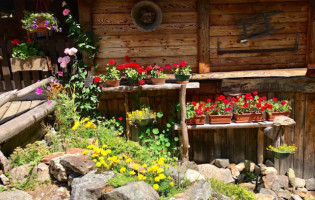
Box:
[101,82,200,92]
[174,121,274,130]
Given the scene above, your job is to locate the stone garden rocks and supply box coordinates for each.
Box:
[37,163,50,182]
[287,168,296,187]
[60,154,95,175]
[10,164,31,184]
[211,191,233,200]
[0,151,10,173]
[277,191,291,200]
[259,188,278,199]
[262,174,277,190]
[291,194,303,200]
[42,152,64,164]
[277,175,289,189]
[294,188,308,198]
[295,178,306,188]
[261,167,278,176]
[0,174,10,185]
[0,190,33,200]
[235,162,245,172]
[306,178,315,191]
[197,164,234,184]
[255,193,275,200]
[103,181,159,200]
[239,183,256,192]
[214,159,230,168]
[49,156,70,182]
[228,164,240,178]
[185,180,212,200]
[184,169,205,183]
[71,170,115,200]
[265,160,275,167]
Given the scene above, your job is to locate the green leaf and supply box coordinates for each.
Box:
[157,112,163,118]
[152,128,159,134]
[174,137,179,142]
[166,142,171,147]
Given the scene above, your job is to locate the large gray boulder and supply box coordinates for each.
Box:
[197,164,234,184]
[214,159,230,168]
[185,180,212,200]
[10,164,31,184]
[184,169,205,183]
[71,170,115,200]
[0,190,32,200]
[103,181,159,200]
[37,163,50,182]
[50,156,70,181]
[295,178,306,188]
[306,178,315,191]
[60,154,95,175]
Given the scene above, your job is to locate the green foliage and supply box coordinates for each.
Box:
[186,102,205,119]
[0,186,7,192]
[243,160,257,183]
[13,171,38,191]
[210,178,257,200]
[104,64,122,80]
[9,141,51,168]
[12,41,45,60]
[107,174,138,188]
[172,62,192,75]
[22,12,61,32]
[150,66,167,78]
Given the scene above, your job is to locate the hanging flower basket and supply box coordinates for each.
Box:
[272,151,291,160]
[136,118,154,126]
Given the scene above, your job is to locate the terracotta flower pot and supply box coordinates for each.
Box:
[234,113,264,123]
[208,114,232,124]
[185,116,205,125]
[266,111,290,121]
[106,79,121,87]
[151,77,166,85]
[175,74,191,84]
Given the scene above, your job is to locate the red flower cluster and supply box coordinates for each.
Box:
[12,39,19,45]
[216,95,226,101]
[109,60,115,65]
[138,80,145,85]
[93,76,101,83]
[27,38,31,43]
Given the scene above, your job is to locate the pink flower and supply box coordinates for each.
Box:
[64,48,70,54]
[63,56,71,64]
[58,72,63,77]
[173,63,178,67]
[160,67,164,71]
[58,57,63,63]
[165,64,171,70]
[153,65,159,70]
[60,62,67,68]
[47,100,52,105]
[35,88,42,95]
[63,9,70,16]
[47,86,51,91]
[68,47,77,55]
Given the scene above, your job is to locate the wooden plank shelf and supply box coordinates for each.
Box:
[101,82,200,92]
[174,121,274,130]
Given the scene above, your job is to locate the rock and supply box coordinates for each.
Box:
[166,161,198,184]
[0,174,9,185]
[211,191,233,200]
[262,174,277,190]
[54,187,70,199]
[49,156,70,182]
[265,160,275,167]
[67,148,86,154]
[181,161,199,171]
[291,194,303,200]
[250,163,256,172]
[277,175,289,189]
[287,168,296,187]
[214,159,230,168]
[197,164,234,184]
[255,193,275,200]
[103,181,159,200]
[260,188,278,199]
[254,165,262,176]
[306,178,315,191]
[37,163,50,182]
[42,152,64,164]
[185,180,212,200]
[277,191,291,200]
[273,116,295,126]
[0,151,10,173]
[71,170,115,200]
[235,163,245,172]
[306,191,315,199]
[60,154,95,175]
[10,164,31,183]
[295,178,305,188]
[239,183,255,192]
[68,172,82,186]
[184,169,205,183]
[262,167,278,175]
[228,164,240,179]
[0,190,33,200]
[294,188,308,198]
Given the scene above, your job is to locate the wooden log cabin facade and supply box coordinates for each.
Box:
[66,0,315,179]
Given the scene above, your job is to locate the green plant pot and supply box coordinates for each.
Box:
[136,118,153,126]
[272,151,291,159]
[128,78,139,86]
[175,74,191,84]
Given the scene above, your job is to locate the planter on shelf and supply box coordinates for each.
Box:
[127,78,139,86]
[151,77,166,85]
[185,116,205,125]
[234,113,264,123]
[266,112,290,121]
[175,74,191,84]
[106,79,121,87]
[10,56,51,73]
[272,151,291,159]
[208,114,232,124]
[136,118,154,126]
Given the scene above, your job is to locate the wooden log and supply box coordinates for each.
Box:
[0,101,56,143]
[179,84,189,162]
[257,127,264,164]
[197,0,210,73]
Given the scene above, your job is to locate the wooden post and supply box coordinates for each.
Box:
[307,0,315,64]
[124,93,131,140]
[197,0,210,73]
[179,84,189,162]
[257,127,264,164]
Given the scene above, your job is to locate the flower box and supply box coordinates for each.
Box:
[266,112,290,121]
[234,113,264,123]
[208,114,232,124]
[106,79,121,87]
[185,116,205,125]
[10,56,51,73]
[151,77,166,85]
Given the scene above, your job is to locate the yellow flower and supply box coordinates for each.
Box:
[87,145,94,149]
[93,159,97,162]
[126,158,132,163]
[103,163,109,169]
[165,164,170,168]
[95,162,101,168]
[141,170,147,174]
[149,177,152,181]
[157,168,164,174]
[158,174,166,180]
[91,154,98,158]
[168,176,172,180]
[153,184,159,190]
[102,144,107,148]
[154,177,160,182]
[138,174,144,180]
[133,164,139,171]
[82,150,89,155]
[72,121,79,130]
[170,182,174,187]
[143,176,147,180]
[142,164,147,168]
[129,171,136,175]
[120,167,126,173]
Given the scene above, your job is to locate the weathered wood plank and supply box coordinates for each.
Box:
[17,101,32,115]
[1,101,22,122]
[174,121,274,130]
[0,102,11,120]
[30,100,44,108]
[211,63,306,72]
[210,0,307,3]
[307,0,315,64]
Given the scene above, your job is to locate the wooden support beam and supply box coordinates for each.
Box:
[197,0,210,73]
[174,121,273,130]
[307,0,315,64]
[179,84,189,162]
[257,127,264,164]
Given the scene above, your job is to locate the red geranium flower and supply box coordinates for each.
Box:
[117,64,125,70]
[27,38,31,43]
[205,107,209,111]
[253,91,258,96]
[179,61,186,68]
[195,108,203,116]
[272,97,278,101]
[223,99,229,105]
[262,96,267,100]
[173,63,178,67]
[261,106,266,111]
[231,97,237,102]
[192,102,197,106]
[12,39,19,45]
[138,80,145,85]
[210,106,214,109]
[145,66,152,71]
[109,60,115,65]
[281,101,286,106]
[137,67,145,74]
[93,76,101,83]
[125,56,130,62]
[243,104,248,108]
[118,117,123,121]
[257,103,261,108]
[267,104,273,109]
[206,99,211,103]
[224,107,232,112]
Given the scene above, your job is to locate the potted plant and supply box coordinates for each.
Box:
[267,144,297,159]
[102,60,123,87]
[172,61,192,84]
[10,38,51,72]
[233,92,267,123]
[186,102,206,125]
[123,62,147,86]
[206,95,233,124]
[148,65,167,85]
[127,107,156,126]
[265,98,292,121]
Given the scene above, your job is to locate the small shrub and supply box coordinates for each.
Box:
[107,174,137,188]
[210,178,257,200]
